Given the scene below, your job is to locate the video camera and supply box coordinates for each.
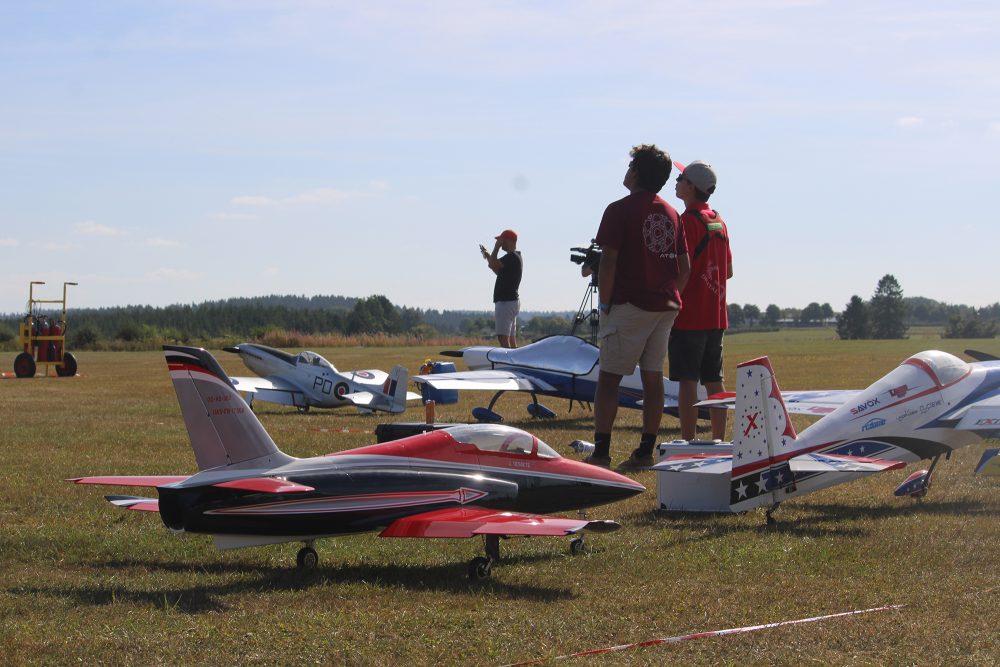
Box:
[570,241,602,271]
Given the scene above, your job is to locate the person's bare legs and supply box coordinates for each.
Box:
[704,380,727,440]
[678,378,700,440]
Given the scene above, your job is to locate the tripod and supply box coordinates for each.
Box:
[570,275,600,345]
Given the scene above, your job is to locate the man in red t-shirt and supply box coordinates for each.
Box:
[669,160,733,441]
[583,144,690,469]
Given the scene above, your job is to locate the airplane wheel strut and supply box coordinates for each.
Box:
[570,537,585,556]
[468,556,492,581]
[297,545,318,569]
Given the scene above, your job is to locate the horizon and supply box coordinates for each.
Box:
[3,2,999,314]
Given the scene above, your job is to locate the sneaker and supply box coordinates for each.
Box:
[582,454,612,469]
[617,450,654,470]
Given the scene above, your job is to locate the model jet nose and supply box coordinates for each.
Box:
[440,350,464,357]
[223,346,241,354]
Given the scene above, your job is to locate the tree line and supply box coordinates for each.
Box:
[1,278,996,350]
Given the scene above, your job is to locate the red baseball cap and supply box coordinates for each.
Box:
[495,229,518,241]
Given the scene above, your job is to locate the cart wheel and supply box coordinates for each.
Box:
[56,352,77,377]
[14,352,36,378]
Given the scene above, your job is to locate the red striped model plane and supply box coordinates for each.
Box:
[69,346,643,579]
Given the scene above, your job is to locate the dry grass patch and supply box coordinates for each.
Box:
[1,332,998,665]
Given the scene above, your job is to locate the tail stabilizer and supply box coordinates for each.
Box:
[164,346,295,471]
[342,365,413,413]
[730,357,799,511]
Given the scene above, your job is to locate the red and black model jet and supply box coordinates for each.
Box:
[70,346,644,579]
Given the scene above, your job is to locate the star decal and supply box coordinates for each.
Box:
[735,481,748,498]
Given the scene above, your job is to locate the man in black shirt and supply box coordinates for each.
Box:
[480,229,522,348]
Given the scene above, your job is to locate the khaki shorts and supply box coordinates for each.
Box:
[495,299,520,337]
[598,302,678,376]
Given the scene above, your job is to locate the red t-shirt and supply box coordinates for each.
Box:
[595,191,687,312]
[673,203,731,330]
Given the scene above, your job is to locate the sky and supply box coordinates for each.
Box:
[2,1,999,316]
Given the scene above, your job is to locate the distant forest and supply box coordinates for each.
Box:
[0,292,997,351]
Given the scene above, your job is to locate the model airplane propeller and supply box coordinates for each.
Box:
[654,350,1000,521]
[414,334,706,422]
[69,346,644,579]
[224,343,422,413]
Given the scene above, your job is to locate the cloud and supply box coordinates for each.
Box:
[146,237,180,247]
[0,238,18,247]
[232,182,387,207]
[145,268,200,282]
[211,212,258,221]
[896,116,924,128]
[989,121,1000,138]
[76,220,127,236]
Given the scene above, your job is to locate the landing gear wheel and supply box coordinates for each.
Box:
[468,556,492,581]
[56,352,77,377]
[14,352,35,378]
[296,405,311,413]
[297,546,318,569]
[570,537,585,556]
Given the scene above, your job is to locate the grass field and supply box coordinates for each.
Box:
[2,330,998,665]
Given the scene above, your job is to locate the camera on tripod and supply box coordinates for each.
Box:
[570,241,602,272]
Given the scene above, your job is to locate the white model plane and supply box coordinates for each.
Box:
[654,350,1000,520]
[224,343,421,414]
[412,335,706,422]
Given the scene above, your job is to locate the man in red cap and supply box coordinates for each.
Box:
[670,160,732,441]
[480,229,522,348]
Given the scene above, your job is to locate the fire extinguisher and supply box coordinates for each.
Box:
[38,317,50,362]
[52,320,64,363]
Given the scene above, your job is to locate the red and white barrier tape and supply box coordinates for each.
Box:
[505,604,904,666]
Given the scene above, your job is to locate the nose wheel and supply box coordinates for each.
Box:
[468,534,502,581]
[297,541,318,569]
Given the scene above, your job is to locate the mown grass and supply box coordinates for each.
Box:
[1,331,998,665]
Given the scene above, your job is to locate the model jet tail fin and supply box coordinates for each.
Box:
[729,357,799,512]
[163,345,295,471]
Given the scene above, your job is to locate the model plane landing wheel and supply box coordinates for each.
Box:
[297,546,318,569]
[14,352,35,378]
[468,556,492,581]
[296,405,311,414]
[570,537,585,556]
[56,352,77,377]
[765,503,780,526]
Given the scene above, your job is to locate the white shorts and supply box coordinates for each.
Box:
[598,302,678,376]
[495,300,520,337]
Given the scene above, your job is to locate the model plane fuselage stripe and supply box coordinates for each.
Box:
[203,488,488,516]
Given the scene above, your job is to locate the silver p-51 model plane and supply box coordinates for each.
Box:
[224,343,421,413]
[413,334,706,422]
[654,350,1000,520]
[69,346,644,579]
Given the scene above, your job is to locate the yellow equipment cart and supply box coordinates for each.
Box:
[15,281,78,378]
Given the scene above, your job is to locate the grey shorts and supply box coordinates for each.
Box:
[598,302,678,376]
[495,300,520,337]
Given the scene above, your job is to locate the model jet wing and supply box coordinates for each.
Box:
[941,394,1000,430]
[697,389,861,416]
[106,495,160,511]
[412,370,556,392]
[68,475,189,487]
[788,453,906,473]
[379,506,619,538]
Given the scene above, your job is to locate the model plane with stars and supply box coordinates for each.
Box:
[654,350,1000,520]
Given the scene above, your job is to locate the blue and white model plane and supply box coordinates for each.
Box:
[224,343,421,414]
[413,334,705,422]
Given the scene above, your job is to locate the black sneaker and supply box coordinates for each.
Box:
[582,454,612,469]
